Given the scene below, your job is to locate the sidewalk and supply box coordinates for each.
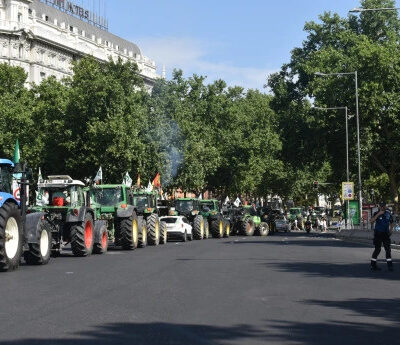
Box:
[336,228,400,249]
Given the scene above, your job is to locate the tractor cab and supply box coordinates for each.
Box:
[172,198,200,218]
[90,185,128,209]
[0,159,14,196]
[132,190,157,215]
[200,199,219,216]
[36,176,86,209]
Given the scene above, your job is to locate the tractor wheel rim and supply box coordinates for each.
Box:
[227,225,230,235]
[102,231,107,249]
[132,220,138,244]
[201,221,204,237]
[155,223,159,241]
[40,229,49,257]
[84,221,93,249]
[219,222,223,236]
[143,226,147,244]
[5,217,19,259]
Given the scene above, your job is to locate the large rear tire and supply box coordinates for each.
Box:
[93,224,108,255]
[24,219,52,265]
[0,202,23,272]
[147,213,160,246]
[256,222,269,236]
[211,218,224,238]
[138,217,148,248]
[119,213,139,250]
[192,215,204,240]
[71,213,94,257]
[160,221,168,244]
[240,219,255,236]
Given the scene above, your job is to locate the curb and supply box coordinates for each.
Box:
[336,229,400,250]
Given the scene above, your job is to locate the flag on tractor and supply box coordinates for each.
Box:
[94,166,103,184]
[152,173,161,188]
[123,172,133,187]
[146,180,153,192]
[13,139,20,164]
[136,174,141,187]
[234,198,241,207]
[224,196,230,205]
[38,167,43,182]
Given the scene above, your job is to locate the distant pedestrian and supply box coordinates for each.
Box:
[370,202,394,271]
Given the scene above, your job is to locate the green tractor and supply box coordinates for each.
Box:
[288,207,305,230]
[32,176,107,257]
[131,189,167,246]
[89,184,140,251]
[171,198,205,240]
[199,199,229,238]
[232,205,269,237]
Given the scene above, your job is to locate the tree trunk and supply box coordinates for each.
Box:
[388,172,399,213]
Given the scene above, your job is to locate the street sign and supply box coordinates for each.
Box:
[342,182,354,200]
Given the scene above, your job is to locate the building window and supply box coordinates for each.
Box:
[18,45,23,59]
[28,9,32,15]
[45,15,49,22]
[18,13,22,23]
[69,26,74,32]
[40,72,46,79]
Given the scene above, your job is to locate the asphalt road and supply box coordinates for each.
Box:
[0,232,399,345]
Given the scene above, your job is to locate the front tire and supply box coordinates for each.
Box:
[160,221,168,245]
[224,221,231,238]
[182,231,187,242]
[71,213,94,257]
[147,214,160,246]
[138,217,148,248]
[119,214,139,250]
[240,219,255,236]
[93,224,108,255]
[256,222,269,236]
[0,202,23,272]
[192,215,204,240]
[24,219,52,265]
[211,218,224,238]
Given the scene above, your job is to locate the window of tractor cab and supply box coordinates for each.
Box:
[0,166,13,194]
[91,187,123,206]
[133,195,148,208]
[37,186,81,207]
[202,202,216,211]
[162,217,178,224]
[175,200,194,212]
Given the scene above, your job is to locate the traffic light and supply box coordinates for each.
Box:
[313,181,319,190]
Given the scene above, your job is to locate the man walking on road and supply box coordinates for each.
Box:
[370,202,394,271]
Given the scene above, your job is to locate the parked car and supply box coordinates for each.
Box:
[275,217,290,232]
[160,216,193,242]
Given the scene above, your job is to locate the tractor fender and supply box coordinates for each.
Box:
[117,205,136,219]
[66,207,95,223]
[0,192,19,208]
[93,220,107,243]
[25,212,45,244]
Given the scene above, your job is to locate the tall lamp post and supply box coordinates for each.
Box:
[314,71,363,228]
[314,106,351,228]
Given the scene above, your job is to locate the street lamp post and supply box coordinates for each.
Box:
[315,71,363,228]
[314,106,350,228]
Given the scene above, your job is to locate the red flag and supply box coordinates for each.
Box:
[152,173,161,188]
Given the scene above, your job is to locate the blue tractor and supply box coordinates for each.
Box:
[0,159,51,272]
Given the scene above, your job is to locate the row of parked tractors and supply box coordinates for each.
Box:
[0,159,274,272]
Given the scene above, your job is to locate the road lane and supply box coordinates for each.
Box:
[0,233,399,345]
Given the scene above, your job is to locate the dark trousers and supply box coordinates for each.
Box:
[371,232,392,265]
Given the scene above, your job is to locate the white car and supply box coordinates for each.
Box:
[159,216,193,242]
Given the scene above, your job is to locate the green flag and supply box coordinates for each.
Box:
[13,139,20,164]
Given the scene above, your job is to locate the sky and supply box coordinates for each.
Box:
[86,0,400,90]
